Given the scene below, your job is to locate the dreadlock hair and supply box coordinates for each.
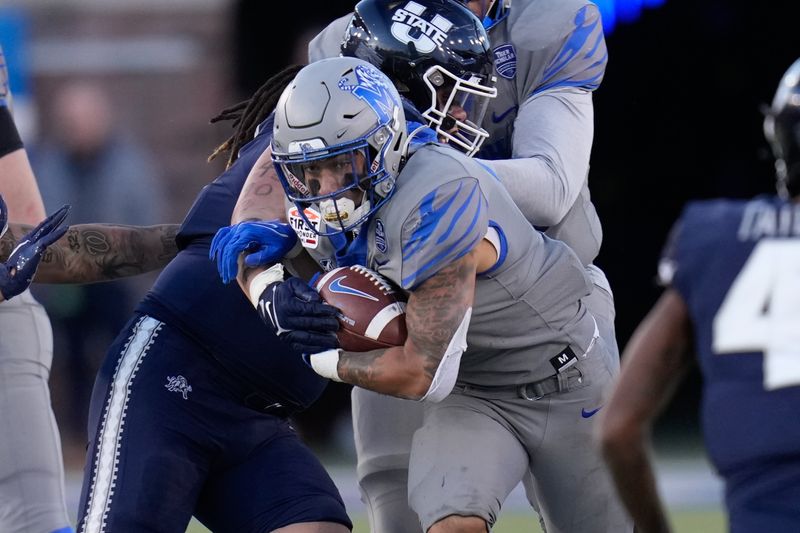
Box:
[208,64,304,169]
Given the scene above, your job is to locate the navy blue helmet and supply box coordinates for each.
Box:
[341,0,497,156]
[764,58,800,198]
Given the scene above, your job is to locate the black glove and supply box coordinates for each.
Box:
[0,201,70,300]
[256,277,340,354]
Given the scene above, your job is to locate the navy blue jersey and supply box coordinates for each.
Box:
[660,196,800,477]
[137,116,327,410]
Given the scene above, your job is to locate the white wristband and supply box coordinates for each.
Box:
[308,349,343,382]
[248,263,285,308]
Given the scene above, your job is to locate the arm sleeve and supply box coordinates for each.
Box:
[399,177,488,290]
[478,87,593,226]
[307,14,353,63]
[521,2,607,97]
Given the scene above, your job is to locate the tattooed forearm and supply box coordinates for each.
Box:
[406,258,475,379]
[82,230,112,255]
[4,222,180,284]
[70,224,179,282]
[337,346,415,398]
[337,254,478,399]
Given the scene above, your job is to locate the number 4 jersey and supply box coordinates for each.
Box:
[658,195,800,476]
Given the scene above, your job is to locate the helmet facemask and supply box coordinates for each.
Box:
[274,129,397,235]
[419,64,497,156]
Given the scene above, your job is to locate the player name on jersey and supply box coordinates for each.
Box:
[737,202,800,240]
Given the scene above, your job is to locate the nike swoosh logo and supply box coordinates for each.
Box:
[581,406,602,418]
[262,300,279,330]
[491,105,518,123]
[329,276,379,301]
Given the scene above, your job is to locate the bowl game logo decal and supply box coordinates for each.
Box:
[288,206,320,249]
[494,44,517,79]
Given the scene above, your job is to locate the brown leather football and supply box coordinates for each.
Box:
[314,265,408,352]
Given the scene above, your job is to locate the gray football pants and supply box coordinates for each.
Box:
[350,266,627,532]
[0,289,71,533]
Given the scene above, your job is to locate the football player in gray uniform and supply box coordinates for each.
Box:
[302,1,624,531]
[223,56,629,533]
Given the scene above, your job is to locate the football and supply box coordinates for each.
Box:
[314,265,408,352]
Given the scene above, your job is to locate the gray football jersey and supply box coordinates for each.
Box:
[481,0,606,263]
[290,144,595,387]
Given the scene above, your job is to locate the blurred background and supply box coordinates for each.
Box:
[2,0,799,530]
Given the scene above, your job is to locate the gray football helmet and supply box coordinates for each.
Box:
[764,58,800,198]
[272,57,407,236]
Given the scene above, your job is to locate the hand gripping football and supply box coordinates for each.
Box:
[314,265,407,352]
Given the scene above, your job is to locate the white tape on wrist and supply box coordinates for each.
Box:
[309,349,343,382]
[248,263,285,308]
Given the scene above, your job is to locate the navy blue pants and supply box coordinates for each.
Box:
[77,314,351,533]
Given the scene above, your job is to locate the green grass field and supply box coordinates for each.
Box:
[187,509,727,532]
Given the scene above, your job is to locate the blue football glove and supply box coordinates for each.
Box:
[0,202,70,300]
[256,277,340,355]
[210,220,298,284]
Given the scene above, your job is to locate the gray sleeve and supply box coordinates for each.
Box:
[479,87,593,227]
[511,0,607,100]
[307,14,353,63]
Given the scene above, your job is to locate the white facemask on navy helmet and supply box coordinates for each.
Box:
[342,0,497,157]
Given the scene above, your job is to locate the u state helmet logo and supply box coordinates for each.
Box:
[390,1,454,54]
